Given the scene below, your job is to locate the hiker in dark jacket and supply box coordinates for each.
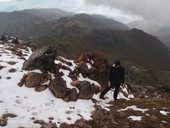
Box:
[100,60,125,100]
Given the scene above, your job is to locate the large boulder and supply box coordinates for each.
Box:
[22,46,57,73]
[49,78,67,98]
[25,72,44,88]
[77,81,95,99]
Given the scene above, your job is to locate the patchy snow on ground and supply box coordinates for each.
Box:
[118,105,149,122]
[0,43,135,127]
[118,105,149,113]
[55,56,135,110]
[93,85,135,111]
[0,43,96,127]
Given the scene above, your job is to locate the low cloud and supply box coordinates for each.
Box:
[0,0,14,2]
[16,0,24,1]
[85,0,170,32]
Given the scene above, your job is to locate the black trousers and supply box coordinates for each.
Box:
[100,83,121,100]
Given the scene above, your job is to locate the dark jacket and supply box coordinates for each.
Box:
[109,65,125,86]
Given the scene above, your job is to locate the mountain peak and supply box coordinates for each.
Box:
[57,13,130,30]
[21,8,74,21]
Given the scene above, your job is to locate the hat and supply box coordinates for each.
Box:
[114,60,121,66]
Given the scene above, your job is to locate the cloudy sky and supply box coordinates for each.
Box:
[0,0,169,32]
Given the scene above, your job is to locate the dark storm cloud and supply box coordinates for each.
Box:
[85,0,170,31]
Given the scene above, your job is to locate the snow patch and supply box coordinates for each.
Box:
[118,105,149,113]
[160,110,169,116]
[128,116,142,121]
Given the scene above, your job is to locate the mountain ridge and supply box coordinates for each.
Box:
[0,8,170,71]
[21,8,74,21]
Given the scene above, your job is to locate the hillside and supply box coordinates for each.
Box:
[0,11,53,39]
[22,8,74,22]
[0,37,170,128]
[33,26,170,70]
[57,14,130,30]
[0,9,170,71]
[0,37,133,127]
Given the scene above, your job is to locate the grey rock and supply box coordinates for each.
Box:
[77,81,95,99]
[49,78,67,98]
[22,45,56,73]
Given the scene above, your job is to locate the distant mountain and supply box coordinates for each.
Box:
[0,8,73,39]
[22,8,74,21]
[0,8,170,70]
[152,27,170,49]
[57,14,130,30]
[0,11,51,39]
[128,21,170,49]
[35,24,170,70]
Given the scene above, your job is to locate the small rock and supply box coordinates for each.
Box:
[6,77,11,80]
[35,85,47,92]
[48,117,54,120]
[31,117,35,120]
[0,65,5,70]
[71,80,80,87]
[15,99,23,104]
[67,117,71,120]
[0,118,7,126]
[116,111,127,119]
[150,115,158,121]
[6,61,16,65]
[0,113,17,127]
[8,68,16,73]
[2,113,17,118]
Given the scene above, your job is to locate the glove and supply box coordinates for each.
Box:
[108,81,111,87]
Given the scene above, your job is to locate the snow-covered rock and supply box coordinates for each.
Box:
[0,41,135,127]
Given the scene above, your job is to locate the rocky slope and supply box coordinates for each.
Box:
[0,35,170,128]
[0,35,135,128]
